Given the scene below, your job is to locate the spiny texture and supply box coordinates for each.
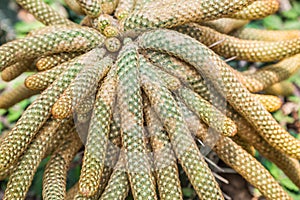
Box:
[25,61,71,90]
[230,0,279,20]
[211,136,291,200]
[52,50,111,119]
[176,23,300,62]
[137,29,300,159]
[1,59,35,81]
[140,67,224,199]
[99,153,130,200]
[144,101,183,200]
[43,132,82,200]
[36,52,82,71]
[79,67,117,196]
[0,0,299,199]
[177,87,237,137]
[237,54,300,92]
[0,49,103,170]
[115,0,135,20]
[15,0,73,25]
[116,43,157,200]
[3,119,62,199]
[0,83,40,109]
[265,81,296,96]
[231,27,300,41]
[0,27,105,70]
[178,101,291,200]
[76,0,102,17]
[28,24,79,36]
[252,94,282,113]
[123,0,256,30]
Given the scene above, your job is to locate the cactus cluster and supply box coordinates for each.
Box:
[0,0,300,199]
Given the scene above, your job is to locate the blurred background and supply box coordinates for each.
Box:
[0,0,299,199]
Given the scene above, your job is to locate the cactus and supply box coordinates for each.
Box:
[0,0,299,199]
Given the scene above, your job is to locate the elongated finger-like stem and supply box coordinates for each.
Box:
[28,25,79,36]
[46,119,75,155]
[252,94,282,112]
[137,29,300,159]
[230,135,256,156]
[43,132,82,200]
[36,52,83,71]
[176,99,209,144]
[177,87,237,137]
[212,138,290,200]
[25,61,71,91]
[100,0,119,14]
[231,28,300,41]
[116,43,157,199]
[144,50,213,100]
[141,54,236,137]
[79,67,117,197]
[200,130,291,200]
[1,59,35,81]
[3,119,62,199]
[0,165,15,181]
[140,70,224,199]
[176,93,222,155]
[200,18,249,34]
[16,0,73,25]
[52,53,112,119]
[99,153,130,200]
[139,55,181,91]
[0,26,105,71]
[238,54,300,92]
[146,50,291,113]
[176,23,300,62]
[179,104,291,200]
[144,101,183,200]
[186,71,300,189]
[75,96,95,114]
[73,159,119,200]
[264,81,295,96]
[237,126,300,189]
[115,0,135,20]
[231,0,279,20]
[219,99,300,189]
[123,0,255,30]
[0,83,40,109]
[73,115,122,199]
[65,0,85,15]
[0,49,102,171]
[145,32,300,190]
[145,49,289,169]
[76,0,102,17]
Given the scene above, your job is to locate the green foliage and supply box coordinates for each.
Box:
[30,157,50,199]
[262,0,300,30]
[182,187,195,198]
[247,0,300,30]
[262,15,283,29]
[14,21,44,38]
[66,158,81,190]
[273,110,294,126]
[262,159,300,200]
